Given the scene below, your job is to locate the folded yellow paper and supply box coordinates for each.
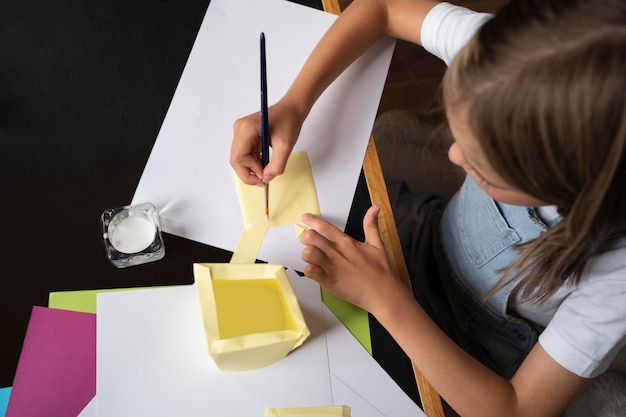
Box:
[265,406,351,416]
[232,151,320,263]
[194,263,310,371]
[230,227,268,264]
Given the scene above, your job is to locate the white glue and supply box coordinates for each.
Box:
[110,215,156,254]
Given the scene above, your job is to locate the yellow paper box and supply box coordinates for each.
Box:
[194,263,310,371]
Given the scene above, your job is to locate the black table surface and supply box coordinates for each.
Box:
[1,0,364,387]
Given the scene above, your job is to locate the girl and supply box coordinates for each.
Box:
[230,1,626,416]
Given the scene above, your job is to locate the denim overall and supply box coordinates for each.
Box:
[438,176,550,377]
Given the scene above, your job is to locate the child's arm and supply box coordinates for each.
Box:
[299,208,589,417]
[230,0,440,185]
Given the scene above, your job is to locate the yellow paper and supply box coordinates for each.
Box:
[230,228,268,264]
[194,263,310,371]
[235,151,320,231]
[265,406,351,416]
[231,151,320,263]
[213,278,292,339]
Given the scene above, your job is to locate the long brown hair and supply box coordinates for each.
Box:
[443,0,626,302]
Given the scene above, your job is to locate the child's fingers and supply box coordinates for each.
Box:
[231,113,265,185]
[362,205,384,250]
[261,137,294,183]
[300,213,344,242]
[262,158,288,184]
[301,244,330,279]
[231,156,265,186]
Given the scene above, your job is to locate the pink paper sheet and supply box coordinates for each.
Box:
[6,306,95,417]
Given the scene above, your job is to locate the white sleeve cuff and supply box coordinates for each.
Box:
[540,325,605,378]
[421,2,492,66]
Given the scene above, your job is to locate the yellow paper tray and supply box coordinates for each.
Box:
[194,263,310,371]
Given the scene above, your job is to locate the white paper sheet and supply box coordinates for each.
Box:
[96,270,426,416]
[77,397,96,417]
[131,0,395,271]
[324,304,424,416]
[96,275,329,416]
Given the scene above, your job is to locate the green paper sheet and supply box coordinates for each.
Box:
[48,287,175,313]
[321,290,371,355]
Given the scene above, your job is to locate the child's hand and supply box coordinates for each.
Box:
[230,99,304,186]
[299,206,407,314]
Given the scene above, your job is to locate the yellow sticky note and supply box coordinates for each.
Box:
[265,406,351,416]
[194,263,310,371]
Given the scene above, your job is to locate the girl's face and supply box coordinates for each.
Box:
[447,108,548,207]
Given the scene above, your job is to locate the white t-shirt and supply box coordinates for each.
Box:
[420,2,626,378]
